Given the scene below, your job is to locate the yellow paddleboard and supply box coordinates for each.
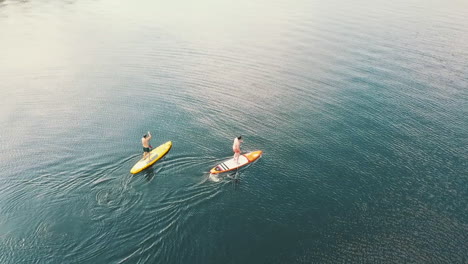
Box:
[130,141,172,174]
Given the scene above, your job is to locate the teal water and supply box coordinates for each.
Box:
[1,0,467,263]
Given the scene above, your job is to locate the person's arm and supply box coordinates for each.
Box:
[147,131,152,140]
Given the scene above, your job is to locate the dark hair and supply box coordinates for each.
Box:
[143,134,148,138]
[237,136,242,140]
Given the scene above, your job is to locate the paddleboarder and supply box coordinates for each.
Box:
[142,131,152,160]
[232,136,243,163]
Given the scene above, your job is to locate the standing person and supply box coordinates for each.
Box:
[232,136,243,163]
[142,131,152,160]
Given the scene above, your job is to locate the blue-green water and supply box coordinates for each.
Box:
[1,0,467,263]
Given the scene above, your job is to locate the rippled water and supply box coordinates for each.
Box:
[1,0,467,263]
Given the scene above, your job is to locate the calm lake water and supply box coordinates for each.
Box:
[1,0,467,263]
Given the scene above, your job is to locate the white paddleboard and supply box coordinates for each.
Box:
[210,150,262,174]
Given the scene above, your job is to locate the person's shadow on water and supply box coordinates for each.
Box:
[227,169,241,188]
[144,167,156,181]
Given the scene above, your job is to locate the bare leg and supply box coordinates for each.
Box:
[234,152,240,164]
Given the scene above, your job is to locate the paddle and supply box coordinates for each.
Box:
[148,131,153,149]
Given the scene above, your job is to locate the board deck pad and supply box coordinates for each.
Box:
[216,155,248,171]
[146,153,159,163]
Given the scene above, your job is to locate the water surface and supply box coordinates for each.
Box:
[0,0,467,263]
